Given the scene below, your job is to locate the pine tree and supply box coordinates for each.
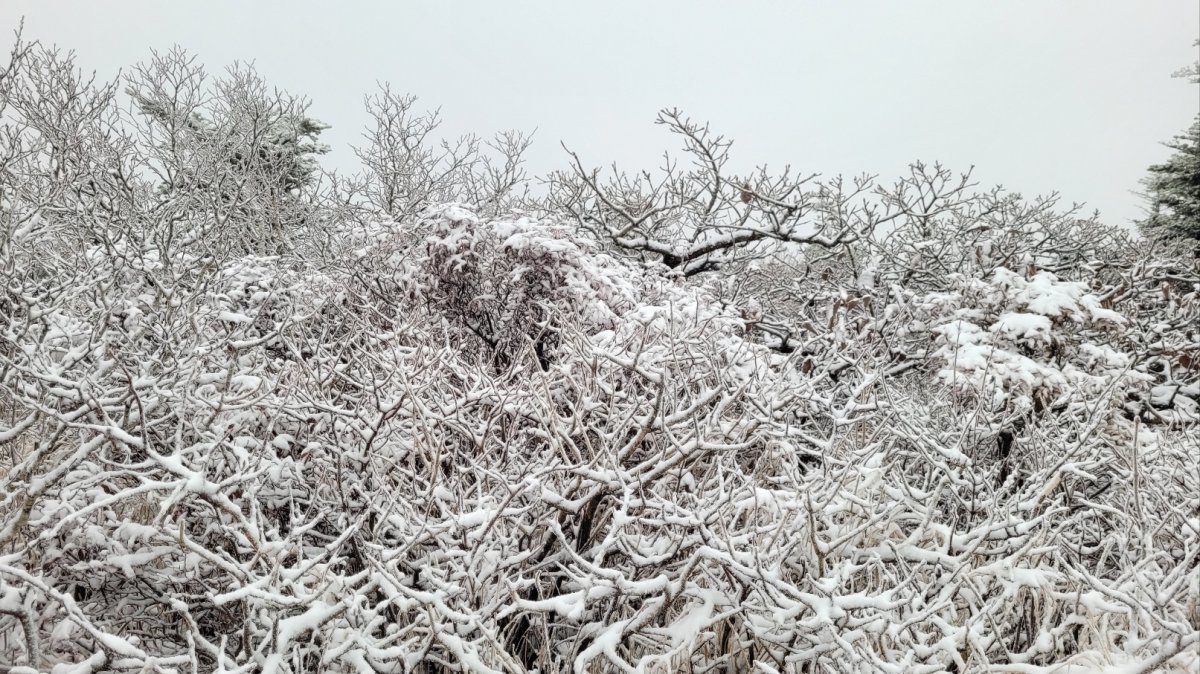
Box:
[1141,116,1200,241]
[1139,41,1200,242]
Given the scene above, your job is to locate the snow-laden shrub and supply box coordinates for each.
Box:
[3,197,1198,674]
[1,57,1196,668]
[3,37,1196,671]
[371,204,641,371]
[924,268,1138,415]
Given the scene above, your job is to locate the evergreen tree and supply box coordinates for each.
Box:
[127,52,329,257]
[1141,116,1200,241]
[1139,41,1200,242]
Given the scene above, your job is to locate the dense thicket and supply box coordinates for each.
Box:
[1,36,1198,674]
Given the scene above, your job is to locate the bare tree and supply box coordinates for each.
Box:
[355,85,532,221]
[545,109,883,276]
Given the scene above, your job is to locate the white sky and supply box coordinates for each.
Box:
[3,1,1198,226]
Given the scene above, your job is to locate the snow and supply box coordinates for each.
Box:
[217,310,253,323]
[991,312,1052,344]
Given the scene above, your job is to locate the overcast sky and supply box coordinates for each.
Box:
[3,2,1197,226]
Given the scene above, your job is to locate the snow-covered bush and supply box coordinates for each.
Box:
[1,35,1197,674]
[402,204,637,370]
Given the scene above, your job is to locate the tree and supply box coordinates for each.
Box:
[354,85,532,221]
[1142,117,1200,241]
[1139,40,1200,242]
[126,48,331,257]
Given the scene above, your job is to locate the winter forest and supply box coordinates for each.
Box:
[1,20,1199,674]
